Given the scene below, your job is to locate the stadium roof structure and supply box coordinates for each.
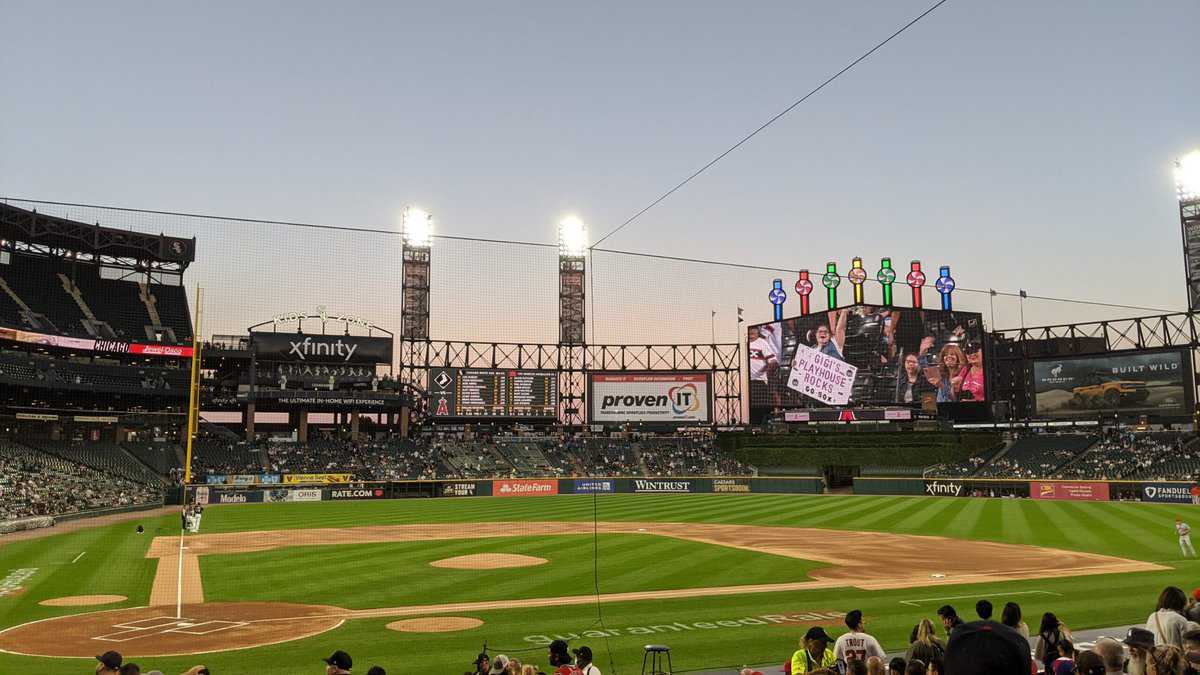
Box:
[0,202,195,273]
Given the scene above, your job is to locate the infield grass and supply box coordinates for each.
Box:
[2,493,1198,675]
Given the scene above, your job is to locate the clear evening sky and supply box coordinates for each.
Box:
[1,1,1198,344]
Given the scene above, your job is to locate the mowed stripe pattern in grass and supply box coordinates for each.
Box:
[199,494,1193,561]
[199,533,825,609]
[4,494,1200,675]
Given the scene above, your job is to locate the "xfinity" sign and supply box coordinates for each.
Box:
[924,480,964,497]
[250,331,393,364]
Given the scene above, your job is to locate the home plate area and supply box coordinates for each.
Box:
[95,616,249,642]
[0,602,346,658]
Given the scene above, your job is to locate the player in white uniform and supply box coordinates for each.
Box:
[1177,519,1194,557]
[834,610,885,669]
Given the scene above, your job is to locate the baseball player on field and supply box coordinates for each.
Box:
[1177,518,1195,557]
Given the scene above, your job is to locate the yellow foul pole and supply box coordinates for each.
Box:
[183,287,203,485]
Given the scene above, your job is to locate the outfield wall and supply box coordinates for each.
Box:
[190,476,825,504]
[854,477,1200,503]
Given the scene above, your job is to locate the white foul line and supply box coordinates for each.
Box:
[71,552,86,564]
[898,590,1062,607]
[175,528,185,620]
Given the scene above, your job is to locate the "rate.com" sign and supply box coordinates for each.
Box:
[588,372,711,424]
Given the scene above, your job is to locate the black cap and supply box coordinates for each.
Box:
[367,668,388,675]
[323,650,353,669]
[889,657,907,673]
[804,626,833,643]
[572,646,593,661]
[1124,627,1155,650]
[944,621,1030,675]
[97,651,123,669]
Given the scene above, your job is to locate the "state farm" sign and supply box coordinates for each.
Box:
[493,479,559,497]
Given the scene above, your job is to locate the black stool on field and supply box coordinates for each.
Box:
[642,644,672,675]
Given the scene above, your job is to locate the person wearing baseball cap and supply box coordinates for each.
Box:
[1125,627,1156,675]
[96,650,122,674]
[489,655,511,675]
[324,649,353,674]
[791,626,837,674]
[943,620,1032,675]
[573,645,600,675]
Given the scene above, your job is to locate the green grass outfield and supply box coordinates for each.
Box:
[2,493,1198,674]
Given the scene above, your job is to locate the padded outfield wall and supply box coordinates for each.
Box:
[854,476,1200,503]
[191,475,824,504]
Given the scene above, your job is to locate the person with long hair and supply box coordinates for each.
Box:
[1146,644,1187,675]
[906,619,944,663]
[938,343,966,399]
[1147,586,1189,647]
[1001,602,1030,639]
[959,342,985,401]
[1036,613,1072,675]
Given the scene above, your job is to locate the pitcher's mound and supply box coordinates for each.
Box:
[40,594,127,607]
[387,617,483,633]
[430,553,547,569]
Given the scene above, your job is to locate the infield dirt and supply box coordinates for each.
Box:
[0,520,1166,658]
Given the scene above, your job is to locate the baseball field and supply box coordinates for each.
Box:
[1,493,1196,674]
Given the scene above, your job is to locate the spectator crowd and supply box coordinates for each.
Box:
[81,587,1200,675]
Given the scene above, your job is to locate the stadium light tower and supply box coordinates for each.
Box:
[1176,152,1200,311]
[401,206,433,340]
[558,215,587,344]
[558,215,588,434]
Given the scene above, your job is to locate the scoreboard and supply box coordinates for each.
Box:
[427,368,559,419]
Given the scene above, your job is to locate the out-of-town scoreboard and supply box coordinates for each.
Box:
[426,368,558,419]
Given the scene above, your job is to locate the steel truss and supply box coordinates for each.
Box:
[399,340,743,426]
[991,310,1200,421]
[0,202,193,274]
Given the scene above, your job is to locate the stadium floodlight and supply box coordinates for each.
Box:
[558,215,588,257]
[402,206,434,248]
[1178,151,1200,202]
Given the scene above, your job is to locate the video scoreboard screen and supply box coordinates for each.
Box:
[748,305,987,422]
[427,368,559,419]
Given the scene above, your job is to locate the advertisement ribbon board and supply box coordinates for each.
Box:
[1030,481,1110,501]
